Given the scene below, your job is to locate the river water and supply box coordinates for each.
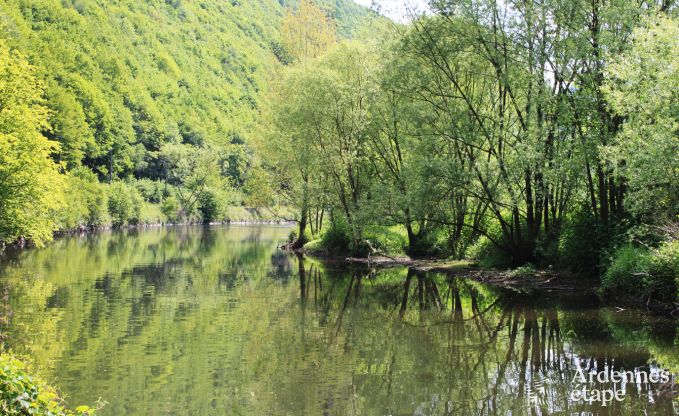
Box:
[0,225,676,415]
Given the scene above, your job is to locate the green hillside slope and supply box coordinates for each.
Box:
[0,0,370,181]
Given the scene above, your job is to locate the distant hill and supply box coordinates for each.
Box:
[0,0,372,182]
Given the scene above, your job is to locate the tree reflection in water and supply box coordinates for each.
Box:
[0,228,675,416]
[293,257,677,416]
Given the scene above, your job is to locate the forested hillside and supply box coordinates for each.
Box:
[0,0,372,244]
[1,0,370,178]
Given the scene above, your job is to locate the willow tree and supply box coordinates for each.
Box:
[0,40,64,246]
[402,0,591,263]
[261,63,336,247]
[311,43,378,249]
[604,14,679,221]
[260,1,338,248]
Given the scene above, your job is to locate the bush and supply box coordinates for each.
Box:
[647,240,679,302]
[133,179,165,203]
[0,353,96,415]
[465,236,510,268]
[288,229,298,244]
[59,168,108,230]
[161,195,180,223]
[320,221,353,255]
[408,228,449,257]
[107,181,143,227]
[139,203,166,225]
[198,188,225,223]
[558,208,623,276]
[601,236,678,303]
[601,244,651,297]
[510,264,537,278]
[364,225,408,256]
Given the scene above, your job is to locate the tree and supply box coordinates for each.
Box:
[604,14,679,221]
[281,0,337,61]
[402,1,586,263]
[159,143,231,222]
[258,62,334,247]
[0,40,64,246]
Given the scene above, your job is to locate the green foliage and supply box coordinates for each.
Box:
[602,245,652,298]
[138,203,166,226]
[197,188,225,224]
[647,240,679,302]
[510,264,537,279]
[0,353,95,415]
[319,220,353,255]
[601,240,678,303]
[160,144,231,222]
[0,0,372,245]
[364,226,408,256]
[407,229,450,258]
[59,168,108,230]
[288,229,298,244]
[160,195,181,223]
[0,39,63,246]
[107,182,143,227]
[557,209,614,276]
[465,236,511,269]
[604,14,679,220]
[133,179,165,204]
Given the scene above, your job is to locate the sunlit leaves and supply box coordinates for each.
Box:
[0,40,63,246]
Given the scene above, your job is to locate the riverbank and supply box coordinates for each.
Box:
[0,207,294,252]
[294,249,678,317]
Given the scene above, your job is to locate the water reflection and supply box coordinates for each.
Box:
[0,226,676,415]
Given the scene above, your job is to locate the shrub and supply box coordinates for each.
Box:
[59,168,108,230]
[558,208,625,276]
[465,236,510,268]
[198,188,225,223]
[0,353,96,415]
[320,221,353,255]
[133,179,165,203]
[364,225,408,256]
[408,228,449,258]
[107,181,143,227]
[161,195,181,223]
[647,240,679,303]
[602,244,650,296]
[601,240,678,303]
[303,238,324,253]
[288,229,298,244]
[510,264,537,279]
[139,203,166,225]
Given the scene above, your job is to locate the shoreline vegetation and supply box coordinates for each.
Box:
[0,0,676,394]
[289,245,678,317]
[0,353,99,416]
[1,206,295,251]
[0,0,676,414]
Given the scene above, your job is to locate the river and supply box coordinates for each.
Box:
[0,225,676,415]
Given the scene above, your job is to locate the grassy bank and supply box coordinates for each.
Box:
[296,222,679,314]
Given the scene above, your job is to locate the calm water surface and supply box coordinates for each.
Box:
[0,226,677,415]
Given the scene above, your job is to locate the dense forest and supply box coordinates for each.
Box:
[0,0,372,244]
[1,0,678,305]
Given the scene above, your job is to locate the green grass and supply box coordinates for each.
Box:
[601,240,678,303]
